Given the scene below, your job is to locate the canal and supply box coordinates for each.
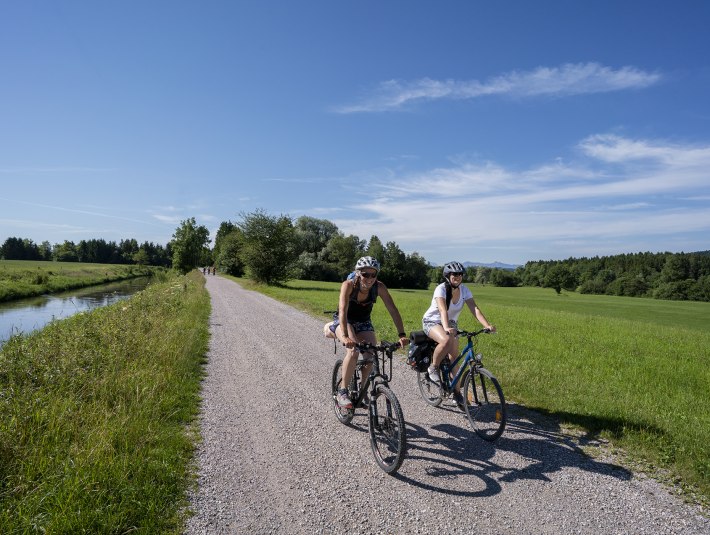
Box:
[0,277,153,346]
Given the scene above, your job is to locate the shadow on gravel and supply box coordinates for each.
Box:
[394,402,631,496]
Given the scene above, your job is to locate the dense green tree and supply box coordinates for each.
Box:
[215,230,244,276]
[170,218,210,274]
[54,241,79,262]
[295,216,339,254]
[366,235,385,263]
[490,268,520,287]
[319,233,365,280]
[1,237,25,259]
[0,237,42,260]
[237,209,299,284]
[475,267,493,285]
[132,249,151,265]
[212,221,238,264]
[543,264,577,294]
[402,252,431,289]
[379,241,407,287]
[38,241,53,261]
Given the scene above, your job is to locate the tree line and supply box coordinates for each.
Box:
[515,251,710,302]
[0,237,172,267]
[208,210,431,289]
[4,209,709,302]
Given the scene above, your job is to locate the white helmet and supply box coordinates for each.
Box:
[355,256,380,272]
[443,261,465,276]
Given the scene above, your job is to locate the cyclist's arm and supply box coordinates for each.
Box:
[377,282,409,346]
[465,298,496,332]
[435,296,455,335]
[338,279,354,344]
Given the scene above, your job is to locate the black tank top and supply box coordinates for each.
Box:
[346,279,378,323]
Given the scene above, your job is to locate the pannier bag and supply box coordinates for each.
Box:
[407,330,434,372]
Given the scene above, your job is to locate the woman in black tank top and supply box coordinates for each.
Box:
[323,256,409,409]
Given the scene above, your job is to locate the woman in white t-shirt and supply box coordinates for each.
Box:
[422,261,496,406]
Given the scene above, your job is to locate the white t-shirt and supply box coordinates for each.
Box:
[422,282,473,323]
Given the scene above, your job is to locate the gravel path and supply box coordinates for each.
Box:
[185,276,708,534]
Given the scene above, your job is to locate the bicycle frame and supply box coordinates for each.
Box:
[439,329,488,392]
[350,342,395,405]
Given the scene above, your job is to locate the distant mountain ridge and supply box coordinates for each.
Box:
[463,261,519,270]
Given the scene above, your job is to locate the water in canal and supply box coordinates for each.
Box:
[0,277,153,346]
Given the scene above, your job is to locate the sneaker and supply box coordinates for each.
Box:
[337,389,353,409]
[453,390,465,410]
[427,366,441,384]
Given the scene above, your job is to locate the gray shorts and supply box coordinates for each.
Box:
[422,319,458,336]
[329,317,376,362]
[329,317,375,335]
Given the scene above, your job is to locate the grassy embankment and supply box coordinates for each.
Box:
[235,276,710,506]
[0,270,210,533]
[0,260,160,302]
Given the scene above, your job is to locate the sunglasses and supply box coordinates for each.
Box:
[360,272,378,279]
[449,272,464,277]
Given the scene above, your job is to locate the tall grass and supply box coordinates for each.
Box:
[236,277,710,503]
[0,270,210,533]
[0,260,161,302]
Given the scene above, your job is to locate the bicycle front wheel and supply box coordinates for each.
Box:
[331,359,355,424]
[462,367,506,441]
[368,385,407,474]
[417,370,443,407]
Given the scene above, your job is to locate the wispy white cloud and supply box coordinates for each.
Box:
[0,197,155,225]
[334,63,661,113]
[323,134,710,263]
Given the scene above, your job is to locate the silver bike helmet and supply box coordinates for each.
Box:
[355,256,381,272]
[443,261,465,276]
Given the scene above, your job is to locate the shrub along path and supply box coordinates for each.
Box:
[185,275,707,534]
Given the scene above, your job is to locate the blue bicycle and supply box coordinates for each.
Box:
[413,328,506,441]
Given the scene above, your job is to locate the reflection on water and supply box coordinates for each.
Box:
[0,277,152,346]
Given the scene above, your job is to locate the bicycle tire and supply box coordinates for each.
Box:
[331,359,354,424]
[417,370,443,407]
[461,367,506,441]
[368,385,407,474]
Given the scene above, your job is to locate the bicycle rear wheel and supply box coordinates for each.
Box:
[368,385,407,474]
[331,359,355,424]
[417,370,443,407]
[461,367,506,441]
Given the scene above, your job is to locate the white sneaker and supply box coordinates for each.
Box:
[427,366,441,383]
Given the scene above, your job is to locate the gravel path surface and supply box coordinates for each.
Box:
[185,276,708,534]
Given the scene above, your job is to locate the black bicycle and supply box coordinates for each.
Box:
[413,328,506,441]
[331,340,407,474]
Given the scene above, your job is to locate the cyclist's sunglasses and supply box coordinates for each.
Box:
[359,272,378,279]
[449,272,464,277]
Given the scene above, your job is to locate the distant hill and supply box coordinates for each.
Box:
[462,261,519,271]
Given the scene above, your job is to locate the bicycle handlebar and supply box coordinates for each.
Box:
[456,328,492,338]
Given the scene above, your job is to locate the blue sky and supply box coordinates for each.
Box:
[1,1,709,266]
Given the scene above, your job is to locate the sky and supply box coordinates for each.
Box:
[1,1,709,267]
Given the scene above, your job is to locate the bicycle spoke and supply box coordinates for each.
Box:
[462,368,506,441]
[369,385,406,473]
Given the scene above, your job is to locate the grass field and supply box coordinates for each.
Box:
[0,260,159,302]
[235,277,710,505]
[0,270,210,533]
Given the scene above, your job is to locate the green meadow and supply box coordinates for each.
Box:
[1,272,707,532]
[0,271,210,533]
[0,260,158,302]
[236,277,710,504]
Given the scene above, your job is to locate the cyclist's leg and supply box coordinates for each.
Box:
[354,327,376,387]
[426,323,453,369]
[338,322,359,389]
